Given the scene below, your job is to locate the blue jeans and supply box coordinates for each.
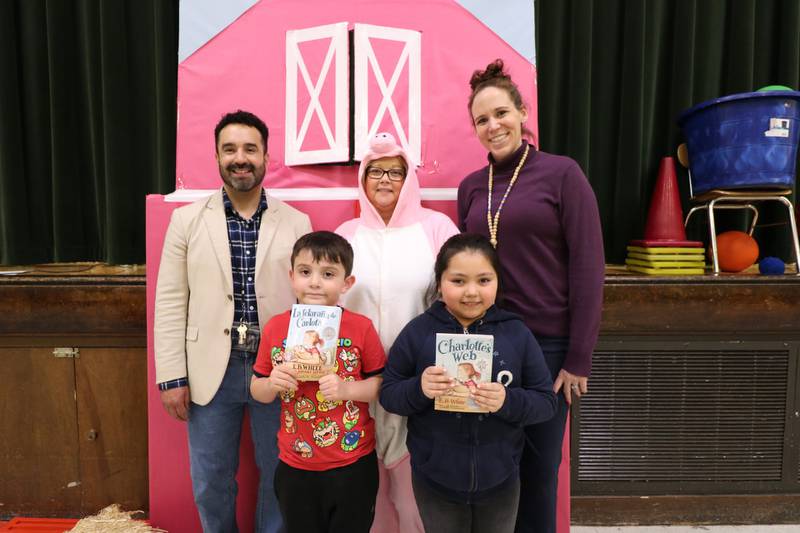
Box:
[515,336,569,533]
[188,350,282,533]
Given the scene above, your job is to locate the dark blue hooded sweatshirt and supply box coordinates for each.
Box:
[379,300,557,503]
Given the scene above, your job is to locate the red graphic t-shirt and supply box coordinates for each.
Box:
[254,308,386,471]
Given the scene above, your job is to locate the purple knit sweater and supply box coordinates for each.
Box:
[457,142,604,377]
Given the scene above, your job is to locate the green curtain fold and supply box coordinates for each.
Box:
[536,0,800,263]
[1,1,799,265]
[0,0,177,265]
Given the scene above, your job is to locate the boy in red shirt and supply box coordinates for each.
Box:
[251,231,385,533]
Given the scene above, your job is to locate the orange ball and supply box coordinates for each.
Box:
[714,231,759,272]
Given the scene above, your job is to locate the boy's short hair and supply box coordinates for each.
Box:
[291,231,354,276]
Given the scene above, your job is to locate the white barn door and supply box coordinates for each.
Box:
[353,24,421,164]
[285,22,349,165]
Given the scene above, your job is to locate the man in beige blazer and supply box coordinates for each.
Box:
[154,110,311,533]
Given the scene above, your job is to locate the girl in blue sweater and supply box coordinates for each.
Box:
[379,233,557,533]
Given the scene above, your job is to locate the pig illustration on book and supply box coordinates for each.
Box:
[457,362,481,389]
[447,362,481,398]
[293,329,324,364]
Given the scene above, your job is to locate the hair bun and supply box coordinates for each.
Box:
[469,59,508,91]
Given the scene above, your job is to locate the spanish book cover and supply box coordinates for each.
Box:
[284,304,342,381]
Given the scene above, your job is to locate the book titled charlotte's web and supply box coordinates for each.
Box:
[434,333,494,413]
[284,304,342,381]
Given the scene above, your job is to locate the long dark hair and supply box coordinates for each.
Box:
[433,233,503,301]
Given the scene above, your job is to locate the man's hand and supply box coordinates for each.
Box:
[161,386,190,421]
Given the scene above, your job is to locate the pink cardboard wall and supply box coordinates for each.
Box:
[146,197,202,532]
[174,0,538,191]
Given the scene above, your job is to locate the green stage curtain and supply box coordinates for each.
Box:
[536,0,800,262]
[0,0,177,265]
[1,1,799,265]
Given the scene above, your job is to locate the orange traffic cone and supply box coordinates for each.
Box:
[643,157,687,241]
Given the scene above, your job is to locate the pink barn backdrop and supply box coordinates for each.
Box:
[145,1,570,531]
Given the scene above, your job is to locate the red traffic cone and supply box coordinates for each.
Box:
[643,157,687,241]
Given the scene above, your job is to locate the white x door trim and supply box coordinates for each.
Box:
[285,22,349,165]
[353,24,421,165]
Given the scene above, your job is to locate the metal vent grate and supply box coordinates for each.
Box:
[578,349,788,482]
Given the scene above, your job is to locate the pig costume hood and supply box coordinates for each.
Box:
[339,133,455,248]
[335,133,458,467]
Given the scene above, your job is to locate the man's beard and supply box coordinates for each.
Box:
[220,162,265,192]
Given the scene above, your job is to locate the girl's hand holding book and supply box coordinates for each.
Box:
[421,366,455,399]
[470,382,506,413]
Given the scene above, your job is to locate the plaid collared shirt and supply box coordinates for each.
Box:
[158,188,268,392]
[223,188,268,331]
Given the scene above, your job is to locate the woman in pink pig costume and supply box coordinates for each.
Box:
[336,132,458,533]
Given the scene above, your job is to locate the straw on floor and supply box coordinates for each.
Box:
[67,505,166,533]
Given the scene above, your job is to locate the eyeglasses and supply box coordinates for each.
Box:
[365,167,406,182]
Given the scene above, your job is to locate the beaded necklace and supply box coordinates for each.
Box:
[486,143,530,247]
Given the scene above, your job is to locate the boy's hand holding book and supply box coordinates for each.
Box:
[421,366,455,399]
[270,364,299,393]
[319,372,382,403]
[318,373,347,402]
[470,382,506,413]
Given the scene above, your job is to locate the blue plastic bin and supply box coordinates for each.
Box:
[677,90,800,194]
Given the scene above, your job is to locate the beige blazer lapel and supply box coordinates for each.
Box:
[203,191,234,294]
[256,193,282,270]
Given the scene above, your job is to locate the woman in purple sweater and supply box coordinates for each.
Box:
[457,59,605,533]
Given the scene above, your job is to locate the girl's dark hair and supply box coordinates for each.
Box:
[433,233,503,299]
[467,59,534,141]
